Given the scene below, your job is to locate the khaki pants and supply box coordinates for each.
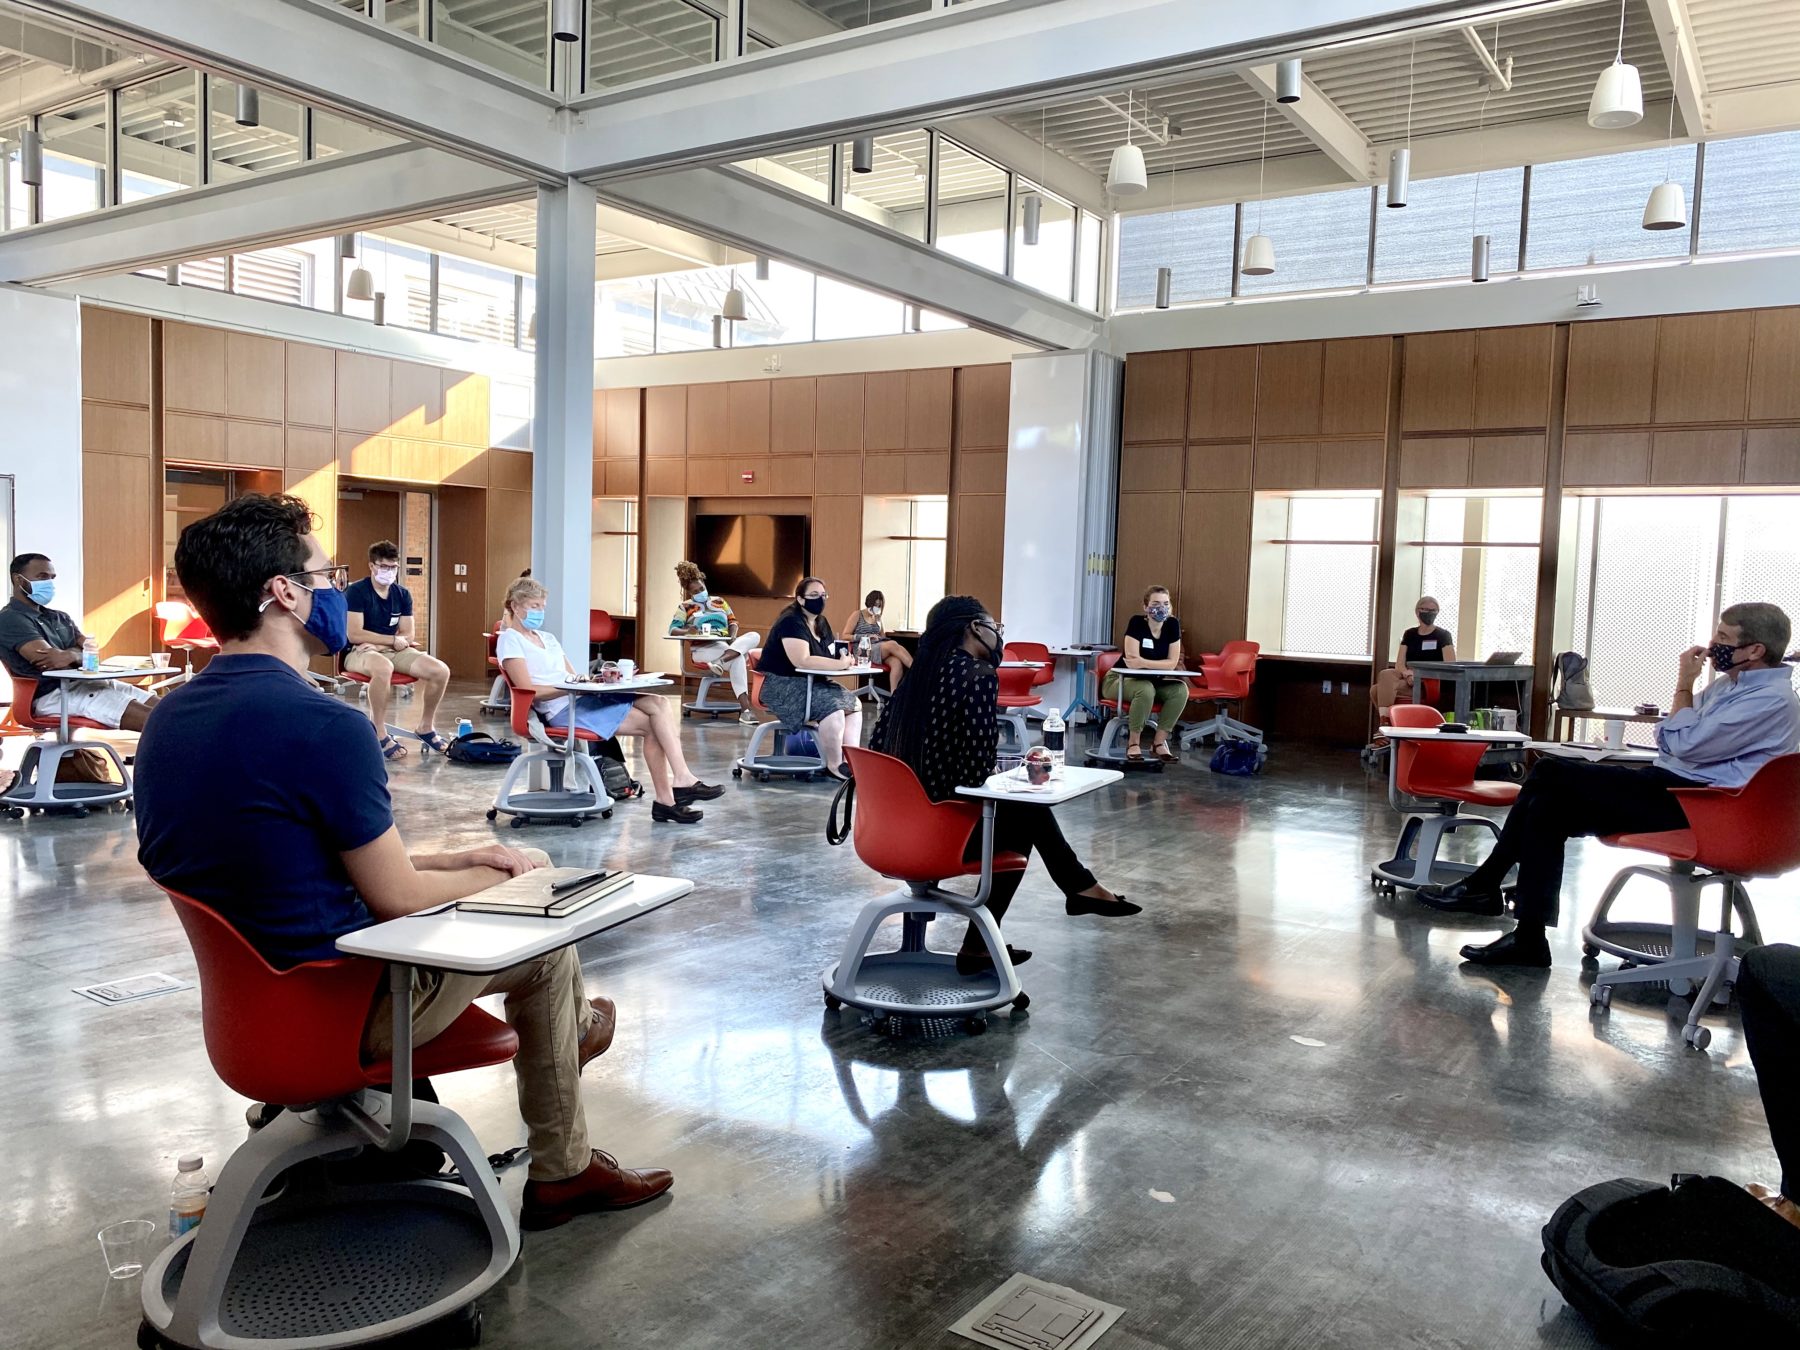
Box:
[345,644,437,678]
[361,852,595,1182]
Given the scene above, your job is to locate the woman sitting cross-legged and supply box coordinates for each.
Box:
[497,577,721,825]
[757,575,863,780]
[870,595,1139,977]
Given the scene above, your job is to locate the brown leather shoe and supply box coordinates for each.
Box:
[578,996,616,1071]
[519,1150,673,1230]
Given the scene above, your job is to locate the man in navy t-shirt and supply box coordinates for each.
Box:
[135,493,671,1229]
[343,539,452,760]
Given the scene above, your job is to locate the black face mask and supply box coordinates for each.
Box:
[1417,611,1438,626]
[974,622,1003,664]
[802,596,827,616]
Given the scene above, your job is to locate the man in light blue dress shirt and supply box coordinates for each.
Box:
[1420,602,1800,968]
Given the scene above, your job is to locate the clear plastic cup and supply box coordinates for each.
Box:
[97,1219,158,1279]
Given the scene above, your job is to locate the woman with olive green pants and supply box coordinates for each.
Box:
[1104,586,1190,763]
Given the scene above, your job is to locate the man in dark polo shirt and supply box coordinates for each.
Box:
[0,553,158,730]
[135,493,670,1230]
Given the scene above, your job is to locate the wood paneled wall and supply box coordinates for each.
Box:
[80,307,158,652]
[1119,304,1800,735]
[595,362,1011,620]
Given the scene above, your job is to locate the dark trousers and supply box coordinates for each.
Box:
[1739,944,1800,1199]
[958,801,1097,952]
[1466,758,1696,926]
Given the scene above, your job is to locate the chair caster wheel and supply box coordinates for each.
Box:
[570,819,583,828]
[758,772,772,782]
[1012,991,1030,1012]
[71,806,89,818]
[824,993,842,1011]
[1582,942,1600,958]
[869,1014,892,1034]
[1683,1024,1712,1051]
[1581,955,1599,971]
[137,1320,165,1350]
[964,1015,988,1035]
[732,767,743,779]
[601,809,613,820]
[1591,985,1613,1010]
[485,809,498,821]
[510,818,527,830]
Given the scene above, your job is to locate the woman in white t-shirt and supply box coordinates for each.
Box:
[497,577,720,825]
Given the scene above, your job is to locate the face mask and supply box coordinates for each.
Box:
[692,589,710,606]
[21,578,54,606]
[522,608,547,632]
[1708,641,1749,673]
[869,607,882,618]
[1148,603,1171,622]
[303,584,349,655]
[373,566,398,587]
[1417,611,1438,626]
[802,596,827,616]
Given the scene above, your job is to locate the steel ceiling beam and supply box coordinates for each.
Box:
[0,143,525,285]
[561,0,1563,180]
[8,0,565,180]
[1240,64,1380,183]
[599,166,1105,351]
[1644,0,1707,137]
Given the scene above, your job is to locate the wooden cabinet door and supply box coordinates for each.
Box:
[687,383,729,457]
[1119,443,1184,494]
[1315,438,1386,490]
[864,372,907,452]
[336,352,392,435]
[1563,431,1651,487]
[771,377,817,454]
[816,375,865,453]
[1565,318,1656,426]
[1122,350,1188,443]
[1749,309,1800,422]
[1469,434,1548,488]
[164,323,228,415]
[1399,438,1470,489]
[906,369,954,451]
[443,371,491,448]
[285,343,335,428]
[1650,428,1744,486]
[728,381,771,456]
[1655,312,1750,424]
[80,306,152,406]
[1187,347,1257,441]
[1184,442,1253,491]
[1255,342,1323,438]
[225,332,284,423]
[1320,337,1390,437]
[1401,330,1475,432]
[957,364,1011,450]
[646,386,687,457]
[1253,440,1317,490]
[1474,326,1553,429]
[1114,491,1183,641]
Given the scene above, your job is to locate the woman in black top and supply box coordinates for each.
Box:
[1103,585,1191,762]
[1396,595,1456,704]
[758,575,862,779]
[871,595,1138,977]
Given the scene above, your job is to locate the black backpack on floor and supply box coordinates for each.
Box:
[590,736,643,801]
[1541,1175,1800,1344]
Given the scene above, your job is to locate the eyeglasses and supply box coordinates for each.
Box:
[977,619,1005,640]
[284,565,349,591]
[805,592,828,602]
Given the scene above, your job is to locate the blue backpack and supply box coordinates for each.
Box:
[445,732,521,766]
[1209,741,1263,776]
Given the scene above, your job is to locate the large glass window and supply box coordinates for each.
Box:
[755,0,933,35]
[312,110,401,158]
[1011,183,1075,300]
[437,254,522,345]
[1697,131,1800,256]
[1400,494,1541,664]
[1526,144,1697,270]
[737,146,833,203]
[2,126,26,230]
[597,276,656,357]
[734,261,816,347]
[38,98,105,222]
[355,237,433,330]
[934,138,1007,273]
[436,4,545,86]
[1374,167,1525,284]
[231,244,315,307]
[1116,203,1235,309]
[815,275,903,341]
[117,73,201,202]
[655,265,733,352]
[1280,496,1378,655]
[589,0,719,88]
[840,130,928,241]
[208,78,303,178]
[1238,187,1371,298]
[1076,210,1104,311]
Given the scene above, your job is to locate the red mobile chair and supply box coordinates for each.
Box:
[137,890,518,1350]
[486,682,614,828]
[1585,753,1800,1050]
[994,662,1043,758]
[1085,649,1172,770]
[1179,642,1264,755]
[0,673,133,817]
[339,656,425,754]
[822,747,1030,1032]
[587,610,620,665]
[479,630,509,716]
[679,636,739,719]
[1003,641,1057,719]
[734,648,830,782]
[1370,704,1521,892]
[150,600,219,690]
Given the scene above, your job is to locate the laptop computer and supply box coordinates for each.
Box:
[1483,650,1524,665]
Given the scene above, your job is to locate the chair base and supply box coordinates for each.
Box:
[487,746,612,827]
[823,882,1025,1029]
[733,719,826,782]
[1178,711,1265,752]
[1370,808,1501,891]
[1084,713,1163,770]
[682,674,740,719]
[996,711,1032,759]
[140,1097,516,1350]
[0,737,132,814]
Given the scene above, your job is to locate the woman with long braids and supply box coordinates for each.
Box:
[871,595,1138,977]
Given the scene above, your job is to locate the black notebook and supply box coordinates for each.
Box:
[457,867,633,918]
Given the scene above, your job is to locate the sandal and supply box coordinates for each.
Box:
[1152,740,1178,762]
[378,734,409,761]
[416,730,451,755]
[1125,745,1144,762]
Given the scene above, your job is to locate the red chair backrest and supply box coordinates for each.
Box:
[746,648,768,712]
[1095,650,1122,681]
[1197,650,1256,700]
[164,889,383,1106]
[996,664,1039,700]
[1390,705,1488,796]
[1673,753,1800,876]
[9,674,48,730]
[589,610,619,644]
[508,682,538,739]
[155,600,215,647]
[1004,642,1055,690]
[485,630,499,671]
[1390,704,1443,728]
[843,747,984,881]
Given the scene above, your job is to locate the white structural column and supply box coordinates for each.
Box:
[531,181,598,646]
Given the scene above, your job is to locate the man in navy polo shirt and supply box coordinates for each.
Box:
[135,493,671,1230]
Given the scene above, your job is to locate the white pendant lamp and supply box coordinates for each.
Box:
[1387,41,1415,208]
[164,263,180,286]
[754,255,770,281]
[1471,234,1491,283]
[710,314,724,348]
[851,136,874,175]
[1154,266,1173,309]
[720,274,748,322]
[337,233,357,261]
[1642,179,1687,230]
[1242,102,1275,277]
[160,104,183,129]
[372,291,387,326]
[345,265,375,302]
[1275,58,1303,104]
[1470,82,1494,283]
[551,0,580,43]
[1106,90,1147,196]
[1021,191,1042,246]
[19,125,42,187]
[234,84,260,128]
[1588,0,1643,128]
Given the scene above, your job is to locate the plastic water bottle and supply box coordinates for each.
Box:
[456,717,473,739]
[169,1154,208,1238]
[1043,708,1066,772]
[80,636,100,673]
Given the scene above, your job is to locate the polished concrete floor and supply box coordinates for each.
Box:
[1,685,1792,1350]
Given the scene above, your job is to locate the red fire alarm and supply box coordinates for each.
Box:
[740,471,755,483]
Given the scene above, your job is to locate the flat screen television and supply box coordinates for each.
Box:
[691,513,810,599]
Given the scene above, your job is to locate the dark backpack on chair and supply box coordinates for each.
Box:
[1541,1175,1800,1344]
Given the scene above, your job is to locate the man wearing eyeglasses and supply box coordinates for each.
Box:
[135,494,671,1230]
[0,552,162,731]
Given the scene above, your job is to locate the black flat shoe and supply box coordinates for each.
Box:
[955,945,1032,977]
[1417,881,1505,916]
[1065,892,1141,918]
[651,801,703,825]
[1459,929,1551,968]
[674,780,723,804]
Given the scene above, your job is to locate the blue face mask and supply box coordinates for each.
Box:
[22,578,54,607]
[1148,603,1171,622]
[303,585,348,655]
[522,608,546,631]
[692,589,710,607]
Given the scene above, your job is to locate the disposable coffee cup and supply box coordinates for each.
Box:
[617,659,637,680]
[1604,719,1626,749]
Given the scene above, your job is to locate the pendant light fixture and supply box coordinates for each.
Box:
[1021,107,1047,246]
[345,263,376,302]
[1641,95,1687,230]
[234,84,260,128]
[372,292,387,326]
[551,0,580,43]
[1154,150,1176,307]
[19,124,42,187]
[164,263,180,287]
[851,136,874,175]
[1470,235,1491,283]
[160,104,183,129]
[1588,0,1643,128]
[710,314,724,349]
[1386,40,1415,209]
[1241,101,1275,276]
[1470,79,1493,282]
[721,270,748,322]
[1275,59,1303,105]
[527,310,537,342]
[337,233,357,261]
[754,255,770,281]
[1106,90,1147,197]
